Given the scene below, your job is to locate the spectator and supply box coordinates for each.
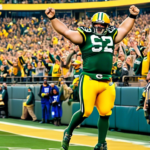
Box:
[0,11,149,84]
[0,65,8,82]
[0,86,4,118]
[21,87,37,121]
[24,63,36,81]
[52,56,62,81]
[126,55,134,76]
[42,52,55,76]
[112,60,122,82]
[143,72,150,124]
[35,61,45,81]
[2,60,9,74]
[0,83,8,118]
[51,88,62,126]
[141,46,150,76]
[38,77,51,123]
[2,83,8,118]
[111,55,117,74]
[120,62,129,82]
[58,77,73,101]
[133,47,145,76]
[68,78,79,105]
[65,59,83,83]
[50,83,59,94]
[136,87,146,111]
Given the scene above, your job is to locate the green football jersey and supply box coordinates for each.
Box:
[77,26,118,80]
[73,68,83,78]
[134,56,143,76]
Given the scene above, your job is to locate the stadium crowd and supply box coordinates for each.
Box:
[1,0,108,4]
[0,9,149,126]
[0,13,149,83]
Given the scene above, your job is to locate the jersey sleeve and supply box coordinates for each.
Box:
[107,26,118,41]
[77,26,88,43]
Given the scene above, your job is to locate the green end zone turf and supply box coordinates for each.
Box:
[0,131,92,150]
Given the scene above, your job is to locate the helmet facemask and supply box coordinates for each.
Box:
[93,23,109,35]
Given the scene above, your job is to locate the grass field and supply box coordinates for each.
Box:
[0,118,150,150]
[0,131,92,150]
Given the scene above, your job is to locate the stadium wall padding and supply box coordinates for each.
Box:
[1,0,150,10]
[7,86,150,133]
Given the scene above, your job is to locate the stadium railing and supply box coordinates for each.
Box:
[121,75,147,87]
[122,75,146,82]
[0,75,146,86]
[2,76,73,84]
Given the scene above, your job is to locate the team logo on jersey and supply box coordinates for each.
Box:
[107,26,116,33]
[134,60,141,64]
[44,88,49,93]
[96,74,103,79]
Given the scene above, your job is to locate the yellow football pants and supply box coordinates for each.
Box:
[79,74,116,117]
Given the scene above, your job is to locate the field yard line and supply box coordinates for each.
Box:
[0,129,93,147]
[0,121,52,130]
[0,122,150,149]
[0,121,148,145]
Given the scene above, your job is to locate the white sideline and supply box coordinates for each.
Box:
[0,129,93,148]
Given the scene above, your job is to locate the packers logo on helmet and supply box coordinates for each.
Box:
[91,12,110,35]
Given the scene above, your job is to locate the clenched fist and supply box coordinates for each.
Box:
[45,7,55,19]
[129,5,140,16]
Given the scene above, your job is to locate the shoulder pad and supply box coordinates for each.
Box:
[78,26,93,33]
[107,26,117,34]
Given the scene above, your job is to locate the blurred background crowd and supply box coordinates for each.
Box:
[0,0,149,128]
[1,0,109,4]
[0,11,149,84]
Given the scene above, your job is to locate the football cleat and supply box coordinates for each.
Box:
[94,142,107,150]
[61,130,72,150]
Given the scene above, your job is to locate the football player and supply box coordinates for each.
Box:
[45,5,139,150]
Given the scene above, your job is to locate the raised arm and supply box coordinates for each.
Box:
[45,7,83,45]
[7,60,13,66]
[49,53,55,63]
[115,5,140,44]
[131,41,141,57]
